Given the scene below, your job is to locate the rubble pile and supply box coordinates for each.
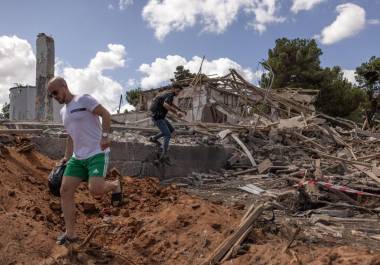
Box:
[0,137,379,264]
[175,113,380,258]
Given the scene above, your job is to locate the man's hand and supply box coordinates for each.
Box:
[100,137,111,150]
[177,110,186,118]
[57,157,68,166]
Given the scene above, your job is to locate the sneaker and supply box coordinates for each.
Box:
[159,155,172,166]
[56,233,79,245]
[148,136,160,145]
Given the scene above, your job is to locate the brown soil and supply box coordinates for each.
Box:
[0,143,379,265]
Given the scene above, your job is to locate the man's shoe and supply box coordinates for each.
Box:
[56,233,79,245]
[148,136,160,146]
[159,155,172,166]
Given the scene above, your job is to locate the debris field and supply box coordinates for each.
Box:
[0,133,380,265]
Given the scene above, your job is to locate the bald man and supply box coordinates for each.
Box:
[48,77,122,245]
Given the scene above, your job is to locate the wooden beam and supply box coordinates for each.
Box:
[201,203,266,265]
[230,133,257,167]
[0,129,43,134]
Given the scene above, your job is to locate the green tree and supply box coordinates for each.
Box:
[317,67,366,117]
[355,56,380,126]
[0,102,10,119]
[170,65,195,83]
[125,88,141,107]
[261,37,366,117]
[261,38,324,89]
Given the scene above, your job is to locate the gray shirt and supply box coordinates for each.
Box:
[60,94,104,160]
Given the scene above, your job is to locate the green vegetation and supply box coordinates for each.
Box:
[0,102,10,119]
[261,37,367,118]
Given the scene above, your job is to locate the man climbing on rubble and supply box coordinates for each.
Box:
[47,76,123,245]
[148,84,186,165]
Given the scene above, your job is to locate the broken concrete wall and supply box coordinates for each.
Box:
[112,112,150,125]
[31,136,233,178]
[35,33,55,121]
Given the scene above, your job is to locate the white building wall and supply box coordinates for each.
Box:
[9,86,62,122]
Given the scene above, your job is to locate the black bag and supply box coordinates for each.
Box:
[48,164,66,197]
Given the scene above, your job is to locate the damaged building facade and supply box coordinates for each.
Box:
[114,69,319,126]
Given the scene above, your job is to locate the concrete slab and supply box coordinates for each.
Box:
[31,136,234,178]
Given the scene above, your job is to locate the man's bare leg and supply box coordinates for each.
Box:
[60,176,82,238]
[88,177,120,198]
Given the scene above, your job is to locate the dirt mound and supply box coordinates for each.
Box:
[0,141,379,265]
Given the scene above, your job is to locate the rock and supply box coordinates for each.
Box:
[121,209,130,217]
[80,202,98,214]
[0,134,14,144]
[191,203,200,210]
[111,208,120,216]
[211,223,222,231]
[49,201,61,211]
[32,206,42,215]
[233,202,245,210]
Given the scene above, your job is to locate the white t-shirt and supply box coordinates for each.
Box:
[60,94,105,160]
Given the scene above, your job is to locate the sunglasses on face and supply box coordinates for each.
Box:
[48,90,58,98]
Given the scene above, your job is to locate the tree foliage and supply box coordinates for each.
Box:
[355,56,380,126]
[316,67,366,117]
[0,102,10,119]
[261,38,324,90]
[125,88,141,107]
[261,37,366,117]
[170,65,195,83]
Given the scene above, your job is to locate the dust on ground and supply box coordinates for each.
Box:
[0,138,379,265]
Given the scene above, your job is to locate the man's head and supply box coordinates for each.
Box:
[47,76,70,104]
[172,84,183,96]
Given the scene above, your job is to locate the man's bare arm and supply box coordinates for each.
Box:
[93,104,111,133]
[93,104,111,150]
[63,135,73,163]
[163,102,185,115]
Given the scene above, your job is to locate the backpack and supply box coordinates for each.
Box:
[48,164,66,197]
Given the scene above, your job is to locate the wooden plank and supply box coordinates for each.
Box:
[220,225,253,262]
[353,165,380,186]
[314,159,322,179]
[292,132,326,151]
[0,129,43,134]
[201,203,266,265]
[306,148,372,167]
[230,167,258,176]
[258,159,273,174]
[357,153,380,160]
[230,133,257,167]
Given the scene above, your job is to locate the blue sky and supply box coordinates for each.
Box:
[0,0,379,111]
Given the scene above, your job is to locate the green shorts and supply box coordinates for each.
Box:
[63,152,109,181]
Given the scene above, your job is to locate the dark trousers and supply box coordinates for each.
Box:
[152,118,175,156]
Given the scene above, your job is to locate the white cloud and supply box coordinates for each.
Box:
[88,44,126,72]
[139,55,257,89]
[142,0,284,41]
[342,69,356,84]
[245,0,286,34]
[119,0,133,10]
[119,103,135,113]
[0,35,36,105]
[108,4,114,10]
[368,19,380,25]
[291,0,326,13]
[318,3,366,45]
[0,36,129,112]
[127,78,137,87]
[61,44,128,112]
